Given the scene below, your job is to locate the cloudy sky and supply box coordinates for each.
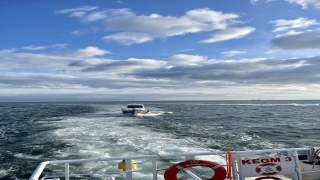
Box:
[0,0,319,102]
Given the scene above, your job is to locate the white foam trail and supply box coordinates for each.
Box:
[0,170,8,177]
[46,109,229,179]
[14,153,42,160]
[134,111,165,117]
[44,104,293,179]
[51,113,210,157]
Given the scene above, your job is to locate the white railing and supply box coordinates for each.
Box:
[29,147,320,180]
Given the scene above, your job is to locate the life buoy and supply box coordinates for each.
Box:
[255,176,281,180]
[164,160,226,180]
[255,163,282,175]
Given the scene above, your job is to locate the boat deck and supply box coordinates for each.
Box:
[29,147,320,180]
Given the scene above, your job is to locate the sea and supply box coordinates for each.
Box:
[0,100,319,180]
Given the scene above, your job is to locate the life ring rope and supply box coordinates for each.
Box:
[163,160,226,180]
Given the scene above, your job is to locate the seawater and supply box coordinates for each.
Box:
[0,100,319,179]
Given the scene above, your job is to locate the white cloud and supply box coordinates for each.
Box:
[100,8,238,36]
[0,49,16,54]
[75,46,112,57]
[221,51,248,57]
[21,46,47,50]
[0,47,319,100]
[69,11,87,18]
[185,8,239,28]
[54,6,98,14]
[200,27,255,43]
[71,30,88,35]
[250,0,260,4]
[80,11,107,22]
[181,49,195,52]
[59,8,253,45]
[270,30,320,50]
[250,0,277,4]
[81,58,166,72]
[0,52,74,70]
[284,0,320,9]
[166,54,206,65]
[251,0,320,8]
[269,18,319,32]
[20,44,69,51]
[0,46,111,71]
[102,32,153,45]
[52,44,69,49]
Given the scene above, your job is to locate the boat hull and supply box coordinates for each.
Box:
[122,109,149,115]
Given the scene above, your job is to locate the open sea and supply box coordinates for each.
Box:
[0,100,319,180]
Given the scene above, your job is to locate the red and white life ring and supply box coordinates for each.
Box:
[164,160,226,180]
[255,163,282,175]
[255,176,281,180]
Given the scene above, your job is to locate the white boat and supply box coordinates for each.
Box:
[121,104,149,115]
[29,147,320,180]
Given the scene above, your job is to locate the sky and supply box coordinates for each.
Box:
[0,0,319,102]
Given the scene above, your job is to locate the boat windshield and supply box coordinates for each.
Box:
[127,105,143,108]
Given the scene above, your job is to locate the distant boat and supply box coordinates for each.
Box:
[121,104,149,115]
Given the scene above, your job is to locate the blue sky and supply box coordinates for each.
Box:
[0,0,319,102]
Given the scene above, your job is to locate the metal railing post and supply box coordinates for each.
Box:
[292,149,303,180]
[125,159,133,180]
[152,158,158,180]
[65,163,69,180]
